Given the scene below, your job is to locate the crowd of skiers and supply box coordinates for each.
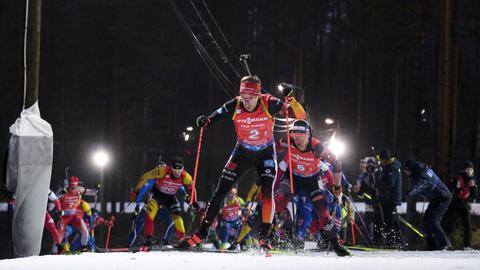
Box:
[33,75,477,255]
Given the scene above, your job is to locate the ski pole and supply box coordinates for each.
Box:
[345,194,375,246]
[346,198,356,245]
[284,99,299,253]
[284,102,294,195]
[397,215,425,238]
[232,186,260,245]
[350,213,356,245]
[65,166,70,182]
[105,215,116,251]
[239,54,252,76]
[352,222,369,245]
[190,127,204,205]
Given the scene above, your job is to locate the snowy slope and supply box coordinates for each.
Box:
[1,250,480,270]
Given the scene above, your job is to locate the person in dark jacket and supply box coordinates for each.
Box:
[403,159,452,250]
[443,161,477,250]
[377,149,403,246]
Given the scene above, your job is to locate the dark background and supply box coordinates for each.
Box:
[1,0,480,256]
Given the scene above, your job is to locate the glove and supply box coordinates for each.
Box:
[192,201,200,211]
[196,115,209,128]
[134,205,141,216]
[89,229,95,237]
[244,201,257,215]
[281,86,294,98]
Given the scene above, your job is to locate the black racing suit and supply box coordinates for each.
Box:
[198,95,286,239]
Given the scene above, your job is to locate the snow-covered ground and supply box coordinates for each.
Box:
[1,250,480,270]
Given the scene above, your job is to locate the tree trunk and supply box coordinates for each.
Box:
[407,0,425,248]
[437,0,455,180]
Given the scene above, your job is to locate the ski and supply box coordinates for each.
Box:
[95,245,242,254]
[345,245,398,252]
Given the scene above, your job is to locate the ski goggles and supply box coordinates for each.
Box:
[289,126,310,137]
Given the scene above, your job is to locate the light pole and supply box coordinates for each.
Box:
[92,150,109,213]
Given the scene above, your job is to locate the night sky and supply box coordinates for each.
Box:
[1,0,480,203]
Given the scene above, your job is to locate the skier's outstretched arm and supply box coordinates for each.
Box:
[196,98,237,128]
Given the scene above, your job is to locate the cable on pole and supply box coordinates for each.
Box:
[168,0,236,97]
[190,0,241,79]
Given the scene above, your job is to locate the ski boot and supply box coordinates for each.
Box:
[143,236,153,247]
[331,240,351,257]
[227,241,239,251]
[161,238,170,246]
[241,238,254,251]
[208,231,221,250]
[218,242,229,250]
[258,223,274,251]
[177,233,204,249]
[258,239,273,251]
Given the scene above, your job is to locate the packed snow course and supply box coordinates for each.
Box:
[1,249,480,270]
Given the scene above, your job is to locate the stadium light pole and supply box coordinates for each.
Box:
[92,150,109,212]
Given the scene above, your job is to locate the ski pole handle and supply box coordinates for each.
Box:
[190,127,204,205]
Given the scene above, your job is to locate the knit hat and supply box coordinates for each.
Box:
[464,161,474,169]
[403,159,417,172]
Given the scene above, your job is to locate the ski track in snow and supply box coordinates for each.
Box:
[1,250,480,270]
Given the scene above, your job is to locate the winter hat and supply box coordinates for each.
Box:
[171,157,184,170]
[290,119,311,136]
[380,148,392,161]
[403,160,417,172]
[464,161,474,169]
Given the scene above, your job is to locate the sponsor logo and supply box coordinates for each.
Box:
[264,159,275,168]
[236,117,269,125]
[292,153,315,162]
[261,173,275,178]
[265,169,271,174]
[222,169,237,176]
[226,161,238,171]
[222,175,235,181]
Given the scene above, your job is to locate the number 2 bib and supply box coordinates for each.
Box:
[233,95,274,150]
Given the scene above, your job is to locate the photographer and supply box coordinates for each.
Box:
[377,149,403,246]
[353,156,385,246]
